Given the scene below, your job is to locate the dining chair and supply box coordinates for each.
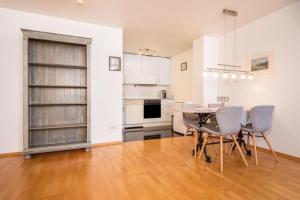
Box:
[241,105,278,165]
[207,103,223,125]
[198,106,248,172]
[182,103,201,156]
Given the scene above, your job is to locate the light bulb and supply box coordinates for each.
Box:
[222,73,228,79]
[202,72,208,77]
[231,74,237,79]
[248,75,254,80]
[240,74,246,79]
[77,0,84,5]
[213,72,219,78]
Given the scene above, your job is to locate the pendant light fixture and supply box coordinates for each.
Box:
[202,9,253,80]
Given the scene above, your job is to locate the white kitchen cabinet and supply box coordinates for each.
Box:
[157,57,170,85]
[173,102,186,134]
[123,54,142,84]
[124,100,144,125]
[141,56,157,84]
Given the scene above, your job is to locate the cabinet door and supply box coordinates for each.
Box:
[141,56,157,84]
[173,102,185,133]
[123,54,142,84]
[157,57,170,85]
[125,104,143,125]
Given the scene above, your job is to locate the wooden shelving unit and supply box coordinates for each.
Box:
[29,84,87,88]
[22,29,92,158]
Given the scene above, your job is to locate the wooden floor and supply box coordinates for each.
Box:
[1,136,300,200]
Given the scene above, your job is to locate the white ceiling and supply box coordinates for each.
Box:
[0,0,296,57]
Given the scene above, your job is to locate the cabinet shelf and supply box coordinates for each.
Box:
[29,102,87,106]
[30,123,87,131]
[29,62,86,69]
[29,84,87,89]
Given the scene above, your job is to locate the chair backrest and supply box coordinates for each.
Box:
[216,106,243,135]
[182,103,200,125]
[250,105,274,133]
[208,103,223,109]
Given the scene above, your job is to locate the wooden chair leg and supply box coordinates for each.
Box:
[180,127,189,150]
[232,135,249,167]
[228,142,234,155]
[252,133,258,166]
[220,136,223,172]
[262,132,279,162]
[193,129,198,158]
[224,138,228,154]
[198,133,208,160]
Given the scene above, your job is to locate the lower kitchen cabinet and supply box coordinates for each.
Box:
[124,100,144,125]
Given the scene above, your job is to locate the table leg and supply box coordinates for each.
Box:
[232,130,252,156]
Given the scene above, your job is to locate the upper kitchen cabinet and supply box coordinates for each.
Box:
[123,54,142,84]
[141,56,157,84]
[157,57,170,85]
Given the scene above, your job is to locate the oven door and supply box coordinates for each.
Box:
[144,100,161,119]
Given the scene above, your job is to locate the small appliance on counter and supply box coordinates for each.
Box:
[159,90,167,99]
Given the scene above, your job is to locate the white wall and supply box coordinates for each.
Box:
[0,8,123,154]
[170,49,193,101]
[217,2,300,157]
[192,36,219,106]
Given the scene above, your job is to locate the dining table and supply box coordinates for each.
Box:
[184,107,251,162]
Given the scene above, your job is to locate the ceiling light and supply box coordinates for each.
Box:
[247,75,254,80]
[231,74,237,79]
[77,0,84,5]
[222,73,229,79]
[213,72,219,78]
[202,72,209,77]
[240,74,246,79]
[138,48,156,56]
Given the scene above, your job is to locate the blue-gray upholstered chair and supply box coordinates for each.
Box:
[198,106,248,172]
[241,105,278,165]
[208,103,223,125]
[182,103,201,156]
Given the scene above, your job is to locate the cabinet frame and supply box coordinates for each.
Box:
[22,29,92,158]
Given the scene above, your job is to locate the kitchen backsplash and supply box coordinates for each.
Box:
[123,85,170,99]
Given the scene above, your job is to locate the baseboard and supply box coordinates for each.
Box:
[252,145,300,162]
[91,141,123,148]
[0,151,22,158]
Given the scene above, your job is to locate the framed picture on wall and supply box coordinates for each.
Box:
[181,62,187,71]
[247,52,273,74]
[109,56,121,71]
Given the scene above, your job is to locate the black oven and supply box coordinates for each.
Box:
[144,99,161,119]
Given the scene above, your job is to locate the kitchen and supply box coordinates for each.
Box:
[122,52,185,141]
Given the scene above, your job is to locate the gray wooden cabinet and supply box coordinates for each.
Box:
[22,29,92,158]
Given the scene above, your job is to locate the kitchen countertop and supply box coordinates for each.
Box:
[123,97,173,100]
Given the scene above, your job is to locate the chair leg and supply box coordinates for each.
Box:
[228,142,234,155]
[180,127,189,150]
[232,135,249,167]
[252,133,258,166]
[198,133,208,160]
[220,136,223,172]
[262,132,279,162]
[224,138,228,154]
[193,129,198,158]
